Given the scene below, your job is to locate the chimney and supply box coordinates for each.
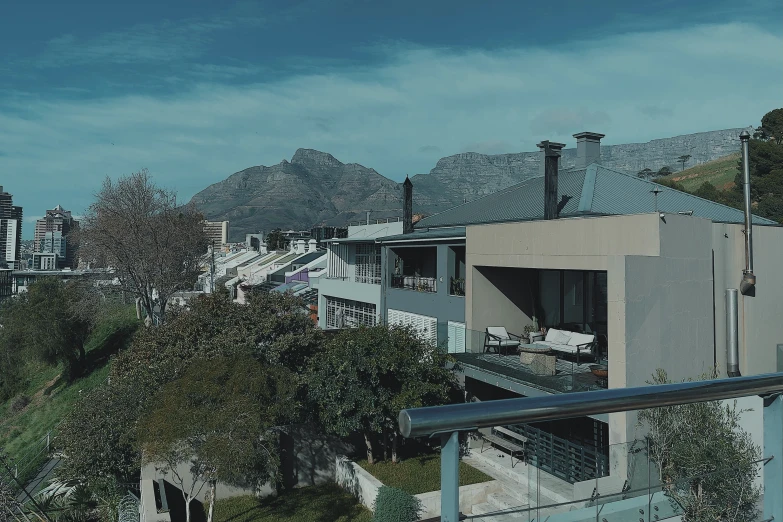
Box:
[573,132,605,169]
[537,141,566,220]
[308,238,317,252]
[739,130,756,294]
[296,239,306,254]
[403,176,413,234]
[366,211,371,225]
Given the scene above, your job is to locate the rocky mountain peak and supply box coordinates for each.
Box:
[291,148,343,168]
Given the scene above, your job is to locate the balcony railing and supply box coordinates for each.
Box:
[391,274,437,293]
[399,372,783,522]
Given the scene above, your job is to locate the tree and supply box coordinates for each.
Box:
[138,355,296,522]
[657,166,673,176]
[80,170,208,324]
[0,278,92,381]
[264,229,287,251]
[677,154,691,171]
[638,369,761,521]
[308,325,461,464]
[57,291,320,490]
[637,168,653,180]
[753,108,783,143]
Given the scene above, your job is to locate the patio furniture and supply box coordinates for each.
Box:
[479,426,527,468]
[519,343,557,376]
[534,328,596,364]
[484,327,522,355]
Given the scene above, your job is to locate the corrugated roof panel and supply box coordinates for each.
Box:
[416,169,587,228]
[590,166,776,225]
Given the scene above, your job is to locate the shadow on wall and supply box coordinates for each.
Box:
[279,424,358,490]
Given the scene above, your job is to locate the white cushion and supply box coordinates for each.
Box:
[567,332,595,347]
[487,327,509,340]
[545,329,571,345]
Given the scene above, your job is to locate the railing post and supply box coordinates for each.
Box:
[440,431,460,522]
[763,394,783,521]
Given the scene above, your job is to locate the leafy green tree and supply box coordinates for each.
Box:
[657,166,673,176]
[1,278,92,381]
[677,154,691,171]
[139,355,297,522]
[265,229,287,251]
[57,291,320,493]
[637,168,653,180]
[308,325,461,464]
[753,108,783,142]
[638,369,761,522]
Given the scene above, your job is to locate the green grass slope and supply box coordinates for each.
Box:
[0,307,139,483]
[669,152,740,192]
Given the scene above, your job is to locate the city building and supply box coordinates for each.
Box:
[33,205,79,268]
[203,220,230,247]
[32,252,59,270]
[0,186,23,270]
[0,268,12,300]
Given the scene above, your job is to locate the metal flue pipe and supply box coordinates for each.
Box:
[740,130,756,294]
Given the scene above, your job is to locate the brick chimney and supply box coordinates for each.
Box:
[537,141,565,220]
[573,132,605,169]
[403,176,413,234]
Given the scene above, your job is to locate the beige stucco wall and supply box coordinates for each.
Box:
[712,222,783,377]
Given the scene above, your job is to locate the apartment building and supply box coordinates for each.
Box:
[33,205,79,268]
[204,220,230,247]
[0,186,23,269]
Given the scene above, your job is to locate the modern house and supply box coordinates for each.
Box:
[328,131,782,492]
[318,220,403,330]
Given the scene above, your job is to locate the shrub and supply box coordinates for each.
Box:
[9,395,30,414]
[372,486,422,522]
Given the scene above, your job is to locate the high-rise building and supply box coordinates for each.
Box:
[0,186,23,270]
[34,205,79,268]
[203,220,230,247]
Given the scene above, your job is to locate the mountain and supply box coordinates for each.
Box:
[190,127,752,241]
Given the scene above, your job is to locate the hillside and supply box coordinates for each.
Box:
[190,127,752,241]
[668,152,741,192]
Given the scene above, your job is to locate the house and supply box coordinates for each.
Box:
[318,220,403,329]
[367,131,782,492]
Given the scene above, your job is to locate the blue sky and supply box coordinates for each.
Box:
[1,0,781,238]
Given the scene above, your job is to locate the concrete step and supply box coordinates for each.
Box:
[470,501,508,522]
[488,491,528,512]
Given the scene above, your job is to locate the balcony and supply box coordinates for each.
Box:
[445,327,607,394]
[391,274,437,293]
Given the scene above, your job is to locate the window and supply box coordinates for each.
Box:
[325,297,377,329]
[355,243,382,284]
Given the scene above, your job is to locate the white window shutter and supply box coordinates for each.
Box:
[448,321,466,353]
[388,309,437,346]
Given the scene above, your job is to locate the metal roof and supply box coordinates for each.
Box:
[376,227,466,243]
[415,164,777,228]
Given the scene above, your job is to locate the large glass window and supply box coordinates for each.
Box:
[538,270,607,335]
[325,297,377,329]
[354,243,381,284]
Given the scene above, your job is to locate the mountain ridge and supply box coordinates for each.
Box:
[190,127,753,241]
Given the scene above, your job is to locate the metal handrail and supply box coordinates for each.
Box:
[399,372,783,438]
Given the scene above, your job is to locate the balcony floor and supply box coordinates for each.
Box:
[453,352,606,394]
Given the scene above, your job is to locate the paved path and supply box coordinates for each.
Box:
[16,458,60,505]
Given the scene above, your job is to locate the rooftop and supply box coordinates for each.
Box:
[415,163,777,229]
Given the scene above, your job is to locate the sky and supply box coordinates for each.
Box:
[1,0,781,238]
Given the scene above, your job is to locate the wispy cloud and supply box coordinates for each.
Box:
[1,22,780,238]
[34,12,264,68]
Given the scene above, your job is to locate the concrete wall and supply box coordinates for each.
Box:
[335,456,502,518]
[712,223,783,377]
[470,266,536,335]
[318,276,382,329]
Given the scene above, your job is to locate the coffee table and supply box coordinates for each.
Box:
[519,343,556,376]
